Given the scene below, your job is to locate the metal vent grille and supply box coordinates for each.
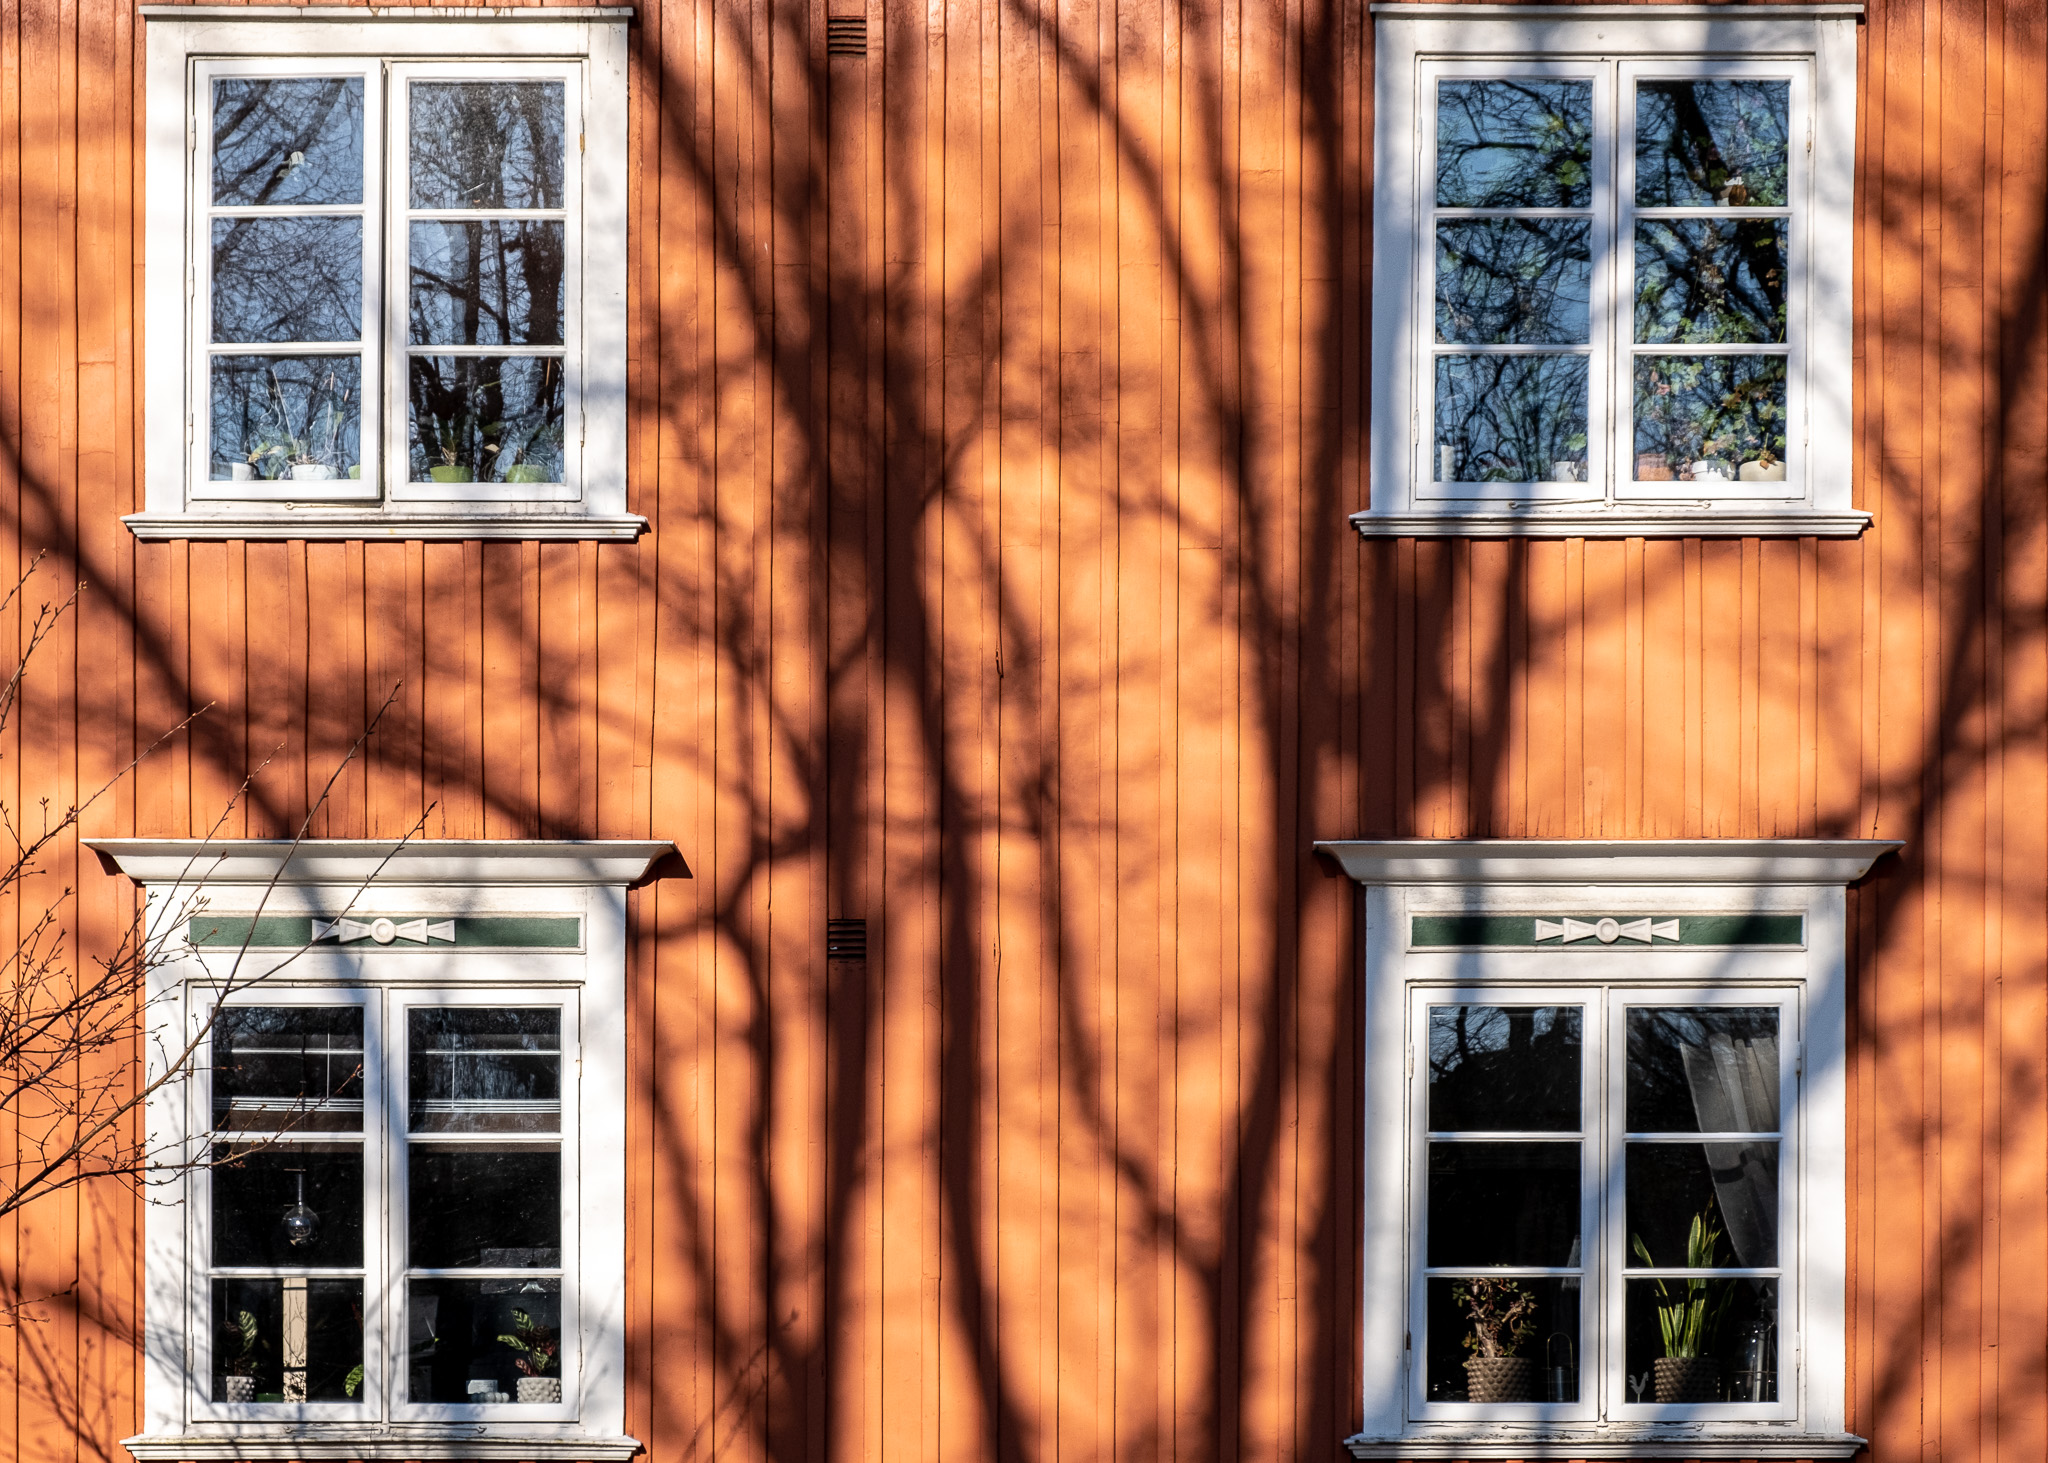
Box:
[826,16,867,55]
[826,918,867,960]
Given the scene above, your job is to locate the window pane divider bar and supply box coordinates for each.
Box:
[208,205,368,217]
[208,341,364,353]
[403,1268,566,1279]
[1421,1267,1585,1277]
[1426,1130,1584,1140]
[1628,344,1790,354]
[1623,1130,1779,1140]
[1626,1267,1781,1278]
[402,344,568,356]
[208,1267,367,1278]
[407,208,569,220]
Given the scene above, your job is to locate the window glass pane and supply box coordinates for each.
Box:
[1627,1007,1780,1131]
[1436,219,1592,345]
[408,1008,562,1132]
[406,356,565,485]
[407,1145,562,1268]
[407,1277,562,1404]
[1434,356,1589,485]
[1627,1141,1779,1269]
[1427,1141,1580,1266]
[410,82,565,210]
[1436,79,1593,208]
[212,217,363,343]
[211,1142,364,1267]
[1634,219,1787,344]
[1428,1005,1581,1131]
[1631,355,1786,483]
[209,355,361,482]
[1624,1276,1778,1403]
[409,220,566,346]
[1635,80,1791,208]
[213,1006,364,1132]
[211,1277,363,1404]
[1424,1276,1579,1403]
[212,77,364,207]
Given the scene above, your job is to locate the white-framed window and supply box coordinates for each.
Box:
[136,7,638,542]
[90,837,672,1461]
[1362,5,1864,539]
[1315,838,1895,1459]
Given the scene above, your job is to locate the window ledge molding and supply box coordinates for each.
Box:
[88,838,681,889]
[1315,838,1900,887]
[1344,1430,1867,1459]
[124,1432,642,1461]
[122,511,649,543]
[1349,509,1872,540]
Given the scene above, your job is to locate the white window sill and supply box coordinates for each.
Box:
[124,1432,642,1461]
[122,510,648,542]
[1345,1429,1867,1459]
[1349,508,1872,539]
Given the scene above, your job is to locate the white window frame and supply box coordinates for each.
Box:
[1315,837,1895,1459]
[1363,4,1864,539]
[89,837,672,1462]
[137,7,640,542]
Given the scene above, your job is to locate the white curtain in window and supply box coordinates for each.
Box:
[1681,1031,1779,1266]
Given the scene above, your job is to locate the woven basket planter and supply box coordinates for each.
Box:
[1652,1355,1720,1403]
[1463,1355,1536,1402]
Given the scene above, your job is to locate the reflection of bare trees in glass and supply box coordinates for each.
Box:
[408,83,564,210]
[406,357,564,482]
[408,221,566,347]
[212,217,363,344]
[1635,81,1790,208]
[1436,219,1591,345]
[209,357,360,478]
[212,79,364,207]
[1634,219,1786,345]
[1632,356,1786,478]
[1436,355,1589,482]
[1437,79,1594,208]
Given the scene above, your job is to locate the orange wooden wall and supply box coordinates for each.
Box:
[0,0,2044,1461]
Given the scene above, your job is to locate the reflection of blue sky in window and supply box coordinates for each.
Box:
[1435,355,1589,482]
[1636,80,1790,208]
[212,216,362,343]
[1437,218,1591,345]
[1437,79,1593,209]
[410,82,565,210]
[409,220,566,346]
[1635,219,1786,344]
[212,78,363,206]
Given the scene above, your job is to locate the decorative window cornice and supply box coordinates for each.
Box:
[1314,838,1898,887]
[87,838,679,889]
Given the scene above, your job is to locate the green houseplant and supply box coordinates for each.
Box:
[220,1307,263,1403]
[1453,1277,1539,1402]
[1631,1206,1736,1402]
[499,1308,561,1404]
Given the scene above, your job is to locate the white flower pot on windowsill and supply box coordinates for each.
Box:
[516,1375,562,1404]
[290,463,334,481]
[223,1374,255,1403]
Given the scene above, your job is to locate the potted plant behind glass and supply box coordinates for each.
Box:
[1452,1277,1539,1402]
[498,1308,560,1403]
[221,1307,262,1403]
[1632,1207,1735,1403]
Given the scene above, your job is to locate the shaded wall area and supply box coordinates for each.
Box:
[0,0,2043,1461]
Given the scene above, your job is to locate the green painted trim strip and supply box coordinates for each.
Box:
[1409,913,1804,949]
[187,915,583,949]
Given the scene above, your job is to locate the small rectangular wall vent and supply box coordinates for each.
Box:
[826,918,867,960]
[826,16,867,55]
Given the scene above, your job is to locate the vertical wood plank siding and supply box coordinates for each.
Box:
[0,1,2040,1461]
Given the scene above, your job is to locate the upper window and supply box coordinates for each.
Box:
[1318,837,1894,1459]
[1364,7,1863,538]
[138,11,635,540]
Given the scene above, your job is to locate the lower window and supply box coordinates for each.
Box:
[1416,990,1791,1419]
[201,991,579,1419]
